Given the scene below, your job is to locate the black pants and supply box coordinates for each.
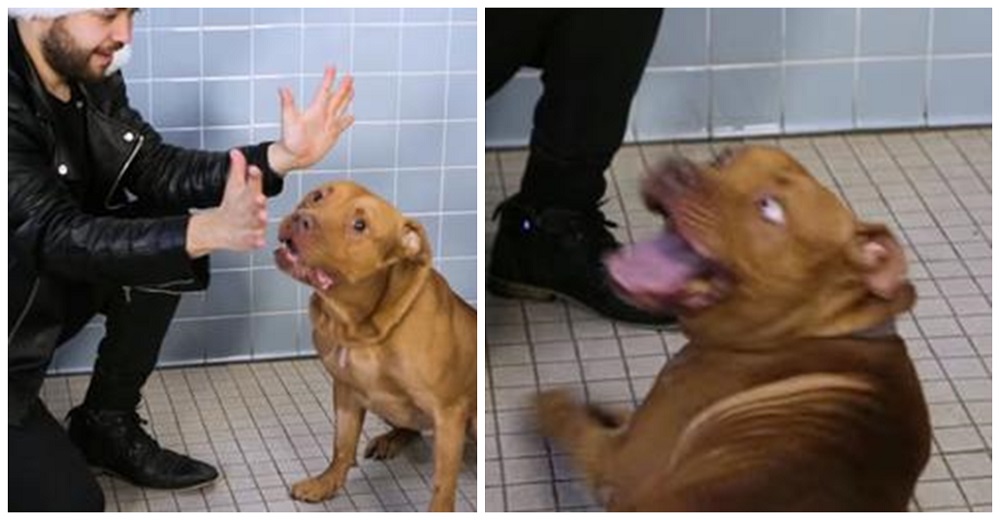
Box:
[8,286,180,511]
[9,399,105,511]
[62,286,181,412]
[487,8,663,209]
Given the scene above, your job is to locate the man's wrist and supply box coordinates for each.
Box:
[267,142,296,176]
[186,211,217,259]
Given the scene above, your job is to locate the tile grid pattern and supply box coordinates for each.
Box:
[41,359,477,512]
[51,8,478,371]
[485,8,991,147]
[484,128,991,511]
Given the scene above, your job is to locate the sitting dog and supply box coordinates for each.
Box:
[275,181,476,512]
[536,146,930,511]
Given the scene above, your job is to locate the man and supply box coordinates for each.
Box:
[8,8,354,511]
[486,9,674,327]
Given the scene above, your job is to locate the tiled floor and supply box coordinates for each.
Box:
[485,128,991,512]
[41,359,477,512]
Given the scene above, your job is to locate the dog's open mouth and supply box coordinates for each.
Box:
[605,221,730,314]
[274,239,338,291]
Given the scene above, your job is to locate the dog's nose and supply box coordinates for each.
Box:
[667,157,702,191]
[646,157,703,205]
[291,212,317,234]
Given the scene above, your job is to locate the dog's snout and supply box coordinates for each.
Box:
[666,158,701,191]
[644,157,703,209]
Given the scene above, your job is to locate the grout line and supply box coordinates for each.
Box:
[705,8,714,138]
[923,9,935,124]
[198,9,205,151]
[779,8,787,134]
[851,8,861,129]
[141,20,477,32]
[436,8,454,260]
[391,9,404,204]
[131,70,476,83]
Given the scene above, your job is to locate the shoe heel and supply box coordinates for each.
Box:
[487,276,557,301]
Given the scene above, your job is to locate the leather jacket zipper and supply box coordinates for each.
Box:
[9,279,41,344]
[127,284,190,298]
[104,132,144,211]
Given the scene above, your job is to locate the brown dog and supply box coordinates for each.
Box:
[275,181,476,512]
[537,146,930,511]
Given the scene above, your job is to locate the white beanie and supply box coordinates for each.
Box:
[8,9,94,19]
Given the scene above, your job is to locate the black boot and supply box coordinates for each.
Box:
[66,405,219,490]
[488,194,677,328]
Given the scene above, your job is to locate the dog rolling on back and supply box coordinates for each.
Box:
[537,146,930,511]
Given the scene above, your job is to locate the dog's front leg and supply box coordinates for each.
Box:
[428,405,468,512]
[291,380,366,502]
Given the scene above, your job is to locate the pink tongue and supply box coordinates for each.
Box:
[310,269,334,291]
[606,232,708,301]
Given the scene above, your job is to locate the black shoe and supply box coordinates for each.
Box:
[67,405,219,490]
[488,194,678,328]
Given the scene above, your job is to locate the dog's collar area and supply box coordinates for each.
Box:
[848,319,898,340]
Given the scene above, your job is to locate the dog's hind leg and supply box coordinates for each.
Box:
[364,427,421,460]
[535,390,624,494]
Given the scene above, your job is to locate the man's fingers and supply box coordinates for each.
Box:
[226,149,248,191]
[280,87,297,121]
[247,165,264,194]
[327,75,354,120]
[328,114,355,135]
[312,66,336,107]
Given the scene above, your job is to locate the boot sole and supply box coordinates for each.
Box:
[487,274,679,331]
[90,464,221,492]
[487,275,558,301]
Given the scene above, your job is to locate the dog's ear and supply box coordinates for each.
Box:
[397,218,432,264]
[845,222,909,300]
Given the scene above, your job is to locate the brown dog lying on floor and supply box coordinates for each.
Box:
[537,146,930,511]
[275,181,476,512]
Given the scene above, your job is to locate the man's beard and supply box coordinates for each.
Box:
[40,19,124,83]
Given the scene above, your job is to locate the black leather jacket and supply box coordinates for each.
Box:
[8,19,284,425]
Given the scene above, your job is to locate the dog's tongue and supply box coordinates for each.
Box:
[309,269,334,291]
[606,232,708,306]
[275,246,336,291]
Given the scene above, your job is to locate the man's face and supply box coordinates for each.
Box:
[41,9,136,83]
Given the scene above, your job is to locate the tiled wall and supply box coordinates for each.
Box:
[51,8,478,372]
[486,8,991,147]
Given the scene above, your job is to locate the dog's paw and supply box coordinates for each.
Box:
[364,428,420,460]
[535,389,578,436]
[290,475,340,503]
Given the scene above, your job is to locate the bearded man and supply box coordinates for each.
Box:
[8,8,354,510]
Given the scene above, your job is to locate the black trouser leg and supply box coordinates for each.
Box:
[487,8,663,210]
[486,9,561,98]
[82,288,180,412]
[8,400,105,511]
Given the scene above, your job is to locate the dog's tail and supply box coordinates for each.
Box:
[535,390,627,496]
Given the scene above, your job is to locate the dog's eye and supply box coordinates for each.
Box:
[757,196,785,225]
[352,218,367,233]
